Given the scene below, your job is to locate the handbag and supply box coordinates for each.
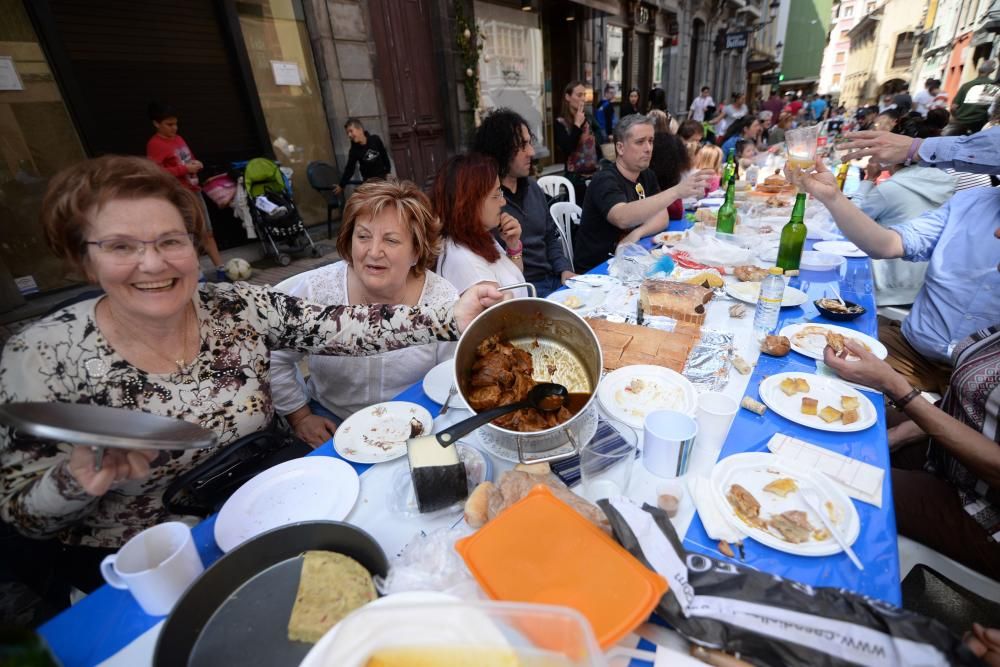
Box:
[162,423,313,517]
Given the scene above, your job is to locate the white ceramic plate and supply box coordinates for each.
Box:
[597,365,696,429]
[545,287,607,313]
[813,240,868,258]
[564,274,618,289]
[779,322,888,361]
[214,457,359,553]
[758,372,877,433]
[725,282,809,308]
[422,358,469,410]
[711,452,860,557]
[799,251,845,271]
[334,401,433,463]
[388,442,492,518]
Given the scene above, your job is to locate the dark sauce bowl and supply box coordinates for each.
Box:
[814,298,866,322]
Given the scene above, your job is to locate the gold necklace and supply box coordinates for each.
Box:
[107,301,197,371]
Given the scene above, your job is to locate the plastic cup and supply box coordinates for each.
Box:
[642,410,698,478]
[580,419,637,501]
[785,125,820,170]
[695,392,739,451]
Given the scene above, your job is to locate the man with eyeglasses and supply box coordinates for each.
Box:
[473,109,575,297]
[571,114,713,274]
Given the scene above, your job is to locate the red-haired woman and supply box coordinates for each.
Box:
[432,154,528,298]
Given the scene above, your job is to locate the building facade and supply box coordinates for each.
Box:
[840,0,925,109]
[818,0,859,96]
[779,0,834,94]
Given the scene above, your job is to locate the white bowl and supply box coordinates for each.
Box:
[799,251,845,271]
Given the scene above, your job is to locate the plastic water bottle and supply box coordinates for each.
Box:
[753,267,785,340]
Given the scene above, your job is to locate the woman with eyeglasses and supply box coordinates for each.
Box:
[0,156,502,603]
[432,153,528,299]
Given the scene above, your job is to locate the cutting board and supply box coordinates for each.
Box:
[585,319,699,373]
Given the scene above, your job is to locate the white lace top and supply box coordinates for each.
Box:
[436,238,528,298]
[270,262,458,420]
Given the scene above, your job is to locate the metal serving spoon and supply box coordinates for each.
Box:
[426,383,569,448]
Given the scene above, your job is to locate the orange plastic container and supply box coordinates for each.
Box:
[455,485,667,649]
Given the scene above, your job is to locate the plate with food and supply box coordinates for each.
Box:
[422,359,469,410]
[812,241,868,258]
[597,365,696,428]
[779,323,887,361]
[214,458,360,553]
[725,281,809,308]
[757,372,877,432]
[334,401,433,464]
[546,287,607,313]
[711,452,860,557]
[653,230,688,247]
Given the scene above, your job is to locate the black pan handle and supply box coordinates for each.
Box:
[435,400,530,446]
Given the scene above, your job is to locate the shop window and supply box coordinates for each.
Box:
[652,36,664,89]
[236,0,335,224]
[892,32,914,69]
[606,25,625,99]
[475,1,548,158]
[0,0,87,296]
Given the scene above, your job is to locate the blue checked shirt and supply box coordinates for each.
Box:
[893,187,1000,363]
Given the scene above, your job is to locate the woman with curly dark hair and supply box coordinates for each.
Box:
[432,154,528,298]
[649,132,692,221]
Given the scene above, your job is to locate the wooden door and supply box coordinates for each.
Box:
[369,0,449,187]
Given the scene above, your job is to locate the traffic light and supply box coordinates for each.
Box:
[778,72,785,82]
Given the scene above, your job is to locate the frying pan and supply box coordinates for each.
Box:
[152,521,387,667]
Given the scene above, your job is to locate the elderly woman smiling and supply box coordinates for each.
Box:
[0,156,500,574]
[270,179,458,446]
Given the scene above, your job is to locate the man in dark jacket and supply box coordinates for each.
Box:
[333,118,392,195]
[473,109,575,297]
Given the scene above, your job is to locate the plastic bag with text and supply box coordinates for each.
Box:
[598,498,980,667]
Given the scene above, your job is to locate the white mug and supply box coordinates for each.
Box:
[643,410,698,478]
[100,521,204,616]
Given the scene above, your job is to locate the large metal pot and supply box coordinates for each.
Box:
[453,286,603,464]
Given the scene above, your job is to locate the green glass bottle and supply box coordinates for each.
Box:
[720,149,736,189]
[715,180,737,236]
[776,192,808,271]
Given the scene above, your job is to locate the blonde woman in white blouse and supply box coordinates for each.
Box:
[270,179,458,446]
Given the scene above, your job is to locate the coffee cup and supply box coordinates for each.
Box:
[643,410,698,478]
[100,521,203,616]
[695,392,739,451]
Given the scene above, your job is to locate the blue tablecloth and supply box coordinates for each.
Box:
[38,220,900,666]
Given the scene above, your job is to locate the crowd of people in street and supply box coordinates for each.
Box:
[1,58,999,660]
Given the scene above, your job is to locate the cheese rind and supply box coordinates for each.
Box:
[407,435,468,513]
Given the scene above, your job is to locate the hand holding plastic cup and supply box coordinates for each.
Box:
[643,410,698,478]
[100,521,204,616]
[785,125,820,173]
[580,419,637,501]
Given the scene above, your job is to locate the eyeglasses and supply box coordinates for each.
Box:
[86,232,195,264]
[490,188,506,201]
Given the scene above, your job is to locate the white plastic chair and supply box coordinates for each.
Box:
[537,175,576,207]
[550,202,581,263]
[897,536,1000,602]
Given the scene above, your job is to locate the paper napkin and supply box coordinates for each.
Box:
[767,433,884,507]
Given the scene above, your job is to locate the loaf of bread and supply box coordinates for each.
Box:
[640,279,714,325]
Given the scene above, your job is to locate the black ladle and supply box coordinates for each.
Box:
[432,382,568,447]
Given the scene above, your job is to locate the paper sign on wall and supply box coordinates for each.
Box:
[271,60,302,86]
[15,276,38,295]
[0,57,24,91]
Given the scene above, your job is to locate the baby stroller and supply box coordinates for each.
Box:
[240,157,321,266]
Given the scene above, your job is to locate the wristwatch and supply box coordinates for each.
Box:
[887,386,921,411]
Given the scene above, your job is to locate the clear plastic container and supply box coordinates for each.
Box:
[753,267,785,339]
[299,599,607,667]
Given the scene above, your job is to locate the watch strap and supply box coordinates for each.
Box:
[888,386,921,411]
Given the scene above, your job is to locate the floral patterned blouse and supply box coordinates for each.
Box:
[0,282,458,548]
